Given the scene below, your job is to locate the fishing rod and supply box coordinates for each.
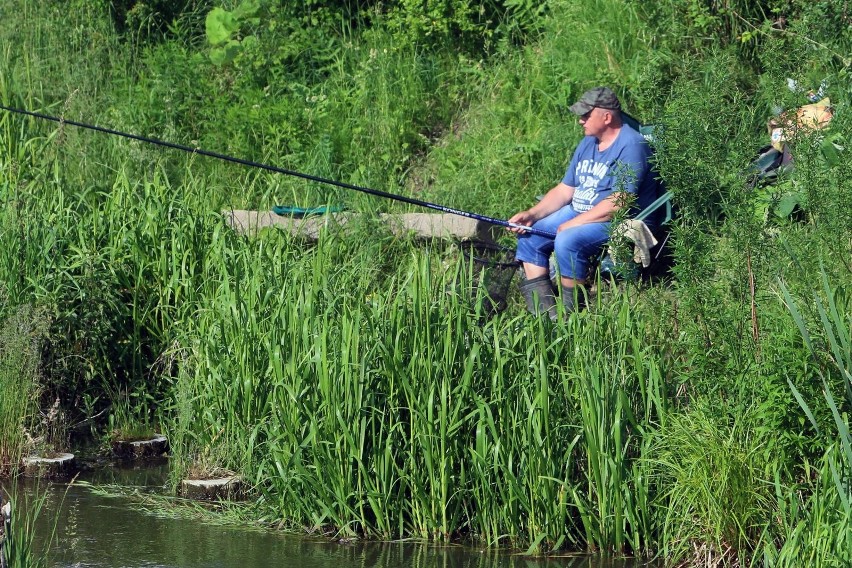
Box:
[0,104,556,239]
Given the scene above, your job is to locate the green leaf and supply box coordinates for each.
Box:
[820,133,844,167]
[233,0,261,20]
[788,379,820,435]
[241,35,258,50]
[774,192,801,218]
[210,41,243,66]
[522,531,547,555]
[206,8,239,46]
[822,376,852,486]
[778,278,813,351]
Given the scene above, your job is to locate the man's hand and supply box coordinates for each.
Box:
[558,194,623,232]
[556,219,574,233]
[508,182,576,234]
[507,210,537,234]
[557,215,586,232]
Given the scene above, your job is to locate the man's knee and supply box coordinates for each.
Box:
[554,230,608,278]
[555,228,599,254]
[515,235,554,269]
[557,223,611,254]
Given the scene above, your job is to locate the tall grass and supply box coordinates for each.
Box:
[157,216,669,551]
[0,489,47,568]
[0,481,69,568]
[563,296,668,554]
[0,306,45,476]
[772,269,852,566]
[651,404,776,564]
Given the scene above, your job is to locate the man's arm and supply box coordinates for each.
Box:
[507,182,575,233]
[556,192,624,232]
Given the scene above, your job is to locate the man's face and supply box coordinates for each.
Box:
[578,107,611,138]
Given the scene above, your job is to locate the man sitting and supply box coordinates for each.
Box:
[508,86,661,318]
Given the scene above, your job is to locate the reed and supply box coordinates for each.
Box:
[0,480,70,568]
[651,405,776,564]
[152,216,673,552]
[773,269,852,566]
[557,292,668,554]
[0,306,45,476]
[0,494,45,568]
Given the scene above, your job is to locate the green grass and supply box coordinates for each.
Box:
[0,306,46,476]
[650,404,776,564]
[1,484,57,568]
[159,234,670,550]
[770,268,852,567]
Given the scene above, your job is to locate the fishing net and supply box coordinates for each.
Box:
[457,239,520,315]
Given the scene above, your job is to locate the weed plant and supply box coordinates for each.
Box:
[769,270,852,566]
[651,403,776,564]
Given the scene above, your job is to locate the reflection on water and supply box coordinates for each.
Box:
[2,462,645,568]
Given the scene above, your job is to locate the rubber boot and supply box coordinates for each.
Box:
[519,275,557,320]
[559,284,586,315]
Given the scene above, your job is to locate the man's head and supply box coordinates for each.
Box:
[569,87,622,139]
[569,86,621,115]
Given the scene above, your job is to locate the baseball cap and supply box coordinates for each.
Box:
[568,87,621,115]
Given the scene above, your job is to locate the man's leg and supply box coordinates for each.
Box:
[554,221,611,312]
[515,206,578,317]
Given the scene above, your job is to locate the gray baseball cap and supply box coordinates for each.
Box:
[568,87,621,115]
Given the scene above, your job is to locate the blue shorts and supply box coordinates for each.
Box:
[515,206,611,280]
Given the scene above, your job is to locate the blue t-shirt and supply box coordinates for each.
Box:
[562,124,660,225]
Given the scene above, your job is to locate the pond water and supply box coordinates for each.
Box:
[3,462,647,568]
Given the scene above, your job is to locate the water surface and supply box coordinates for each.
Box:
[4,462,645,568]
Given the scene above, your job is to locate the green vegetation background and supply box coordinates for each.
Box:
[0,0,850,566]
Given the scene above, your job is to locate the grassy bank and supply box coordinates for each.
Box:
[0,0,850,565]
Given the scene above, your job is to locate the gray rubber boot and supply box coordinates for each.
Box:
[559,284,586,315]
[519,275,557,320]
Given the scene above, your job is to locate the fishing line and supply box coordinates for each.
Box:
[0,104,556,239]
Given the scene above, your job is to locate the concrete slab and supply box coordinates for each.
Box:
[22,453,76,478]
[111,434,169,460]
[181,476,244,501]
[223,210,500,243]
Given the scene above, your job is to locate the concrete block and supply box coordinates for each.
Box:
[223,210,499,243]
[111,434,169,460]
[22,453,76,478]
